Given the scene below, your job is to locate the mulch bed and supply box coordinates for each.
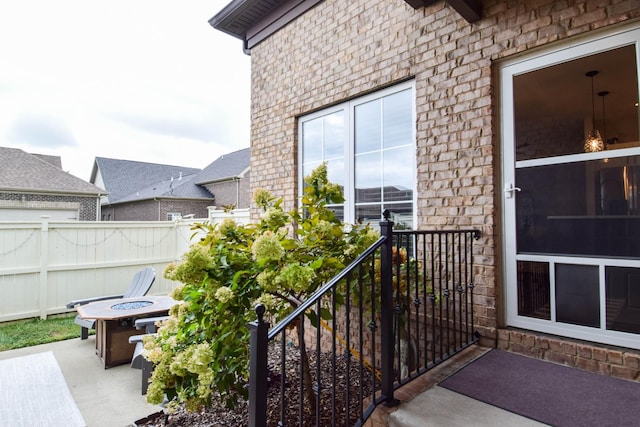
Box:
[134,345,377,426]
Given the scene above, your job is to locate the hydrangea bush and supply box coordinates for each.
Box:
[143,164,379,411]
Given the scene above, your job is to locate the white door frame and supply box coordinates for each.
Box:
[500,24,640,350]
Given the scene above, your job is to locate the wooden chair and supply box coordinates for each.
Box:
[66,267,156,339]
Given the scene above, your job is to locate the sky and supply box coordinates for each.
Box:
[0,1,250,181]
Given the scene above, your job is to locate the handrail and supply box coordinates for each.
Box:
[249,224,480,426]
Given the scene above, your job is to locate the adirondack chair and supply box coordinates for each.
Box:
[129,315,169,394]
[66,267,156,339]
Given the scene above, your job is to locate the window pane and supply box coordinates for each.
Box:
[555,264,600,328]
[383,89,413,149]
[355,99,381,154]
[355,204,382,226]
[606,266,640,334]
[383,146,413,201]
[326,159,344,187]
[355,152,381,203]
[302,160,322,181]
[517,261,551,320]
[514,45,639,161]
[302,110,344,164]
[324,112,344,159]
[302,119,322,164]
[516,157,640,258]
[384,202,413,230]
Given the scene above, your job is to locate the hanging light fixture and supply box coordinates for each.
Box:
[584,70,604,153]
[598,90,610,148]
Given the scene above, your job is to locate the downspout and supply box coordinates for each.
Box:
[154,197,161,220]
[236,177,240,207]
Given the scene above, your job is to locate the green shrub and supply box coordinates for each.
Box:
[143,164,378,411]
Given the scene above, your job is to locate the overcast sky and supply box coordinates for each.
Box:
[0,1,250,181]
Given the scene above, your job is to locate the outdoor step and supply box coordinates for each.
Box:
[388,386,545,427]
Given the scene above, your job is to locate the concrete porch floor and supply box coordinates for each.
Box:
[0,338,545,427]
[0,337,160,427]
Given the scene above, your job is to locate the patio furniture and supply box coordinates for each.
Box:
[66,267,156,339]
[75,295,176,368]
[129,316,169,394]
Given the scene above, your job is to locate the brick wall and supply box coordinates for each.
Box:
[202,171,251,209]
[248,0,640,350]
[107,199,212,221]
[499,328,640,382]
[0,192,98,220]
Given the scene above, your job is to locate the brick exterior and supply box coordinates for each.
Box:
[102,199,211,221]
[201,170,252,209]
[248,0,640,358]
[0,192,99,221]
[498,328,640,382]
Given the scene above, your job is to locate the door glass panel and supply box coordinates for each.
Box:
[555,264,600,327]
[514,45,639,161]
[517,261,551,319]
[606,266,640,334]
[516,157,640,258]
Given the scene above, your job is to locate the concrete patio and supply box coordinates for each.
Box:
[0,337,161,427]
[0,337,546,427]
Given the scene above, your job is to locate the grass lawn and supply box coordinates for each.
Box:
[0,314,84,351]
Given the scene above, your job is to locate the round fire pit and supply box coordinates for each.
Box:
[111,300,153,310]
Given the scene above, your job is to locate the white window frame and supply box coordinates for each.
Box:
[298,81,417,227]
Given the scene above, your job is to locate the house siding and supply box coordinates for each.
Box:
[248,0,640,350]
[201,170,252,209]
[103,199,212,221]
[0,192,98,221]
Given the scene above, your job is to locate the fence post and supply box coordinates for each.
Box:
[379,211,398,405]
[39,215,50,320]
[248,304,269,427]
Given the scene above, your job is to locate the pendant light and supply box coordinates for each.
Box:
[598,90,609,148]
[584,70,604,153]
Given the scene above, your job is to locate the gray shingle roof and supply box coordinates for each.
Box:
[0,146,104,195]
[116,173,214,203]
[194,147,249,184]
[94,157,212,204]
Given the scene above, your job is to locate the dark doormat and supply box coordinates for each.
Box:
[439,349,640,427]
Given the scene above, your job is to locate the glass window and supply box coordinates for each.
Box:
[555,264,600,328]
[299,82,415,228]
[606,266,640,334]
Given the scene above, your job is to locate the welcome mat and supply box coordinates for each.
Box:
[439,349,640,427]
[0,351,86,427]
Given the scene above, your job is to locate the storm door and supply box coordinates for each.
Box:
[501,25,640,349]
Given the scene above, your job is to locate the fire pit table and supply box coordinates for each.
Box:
[77,295,176,368]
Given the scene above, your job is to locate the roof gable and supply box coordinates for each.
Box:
[0,146,104,195]
[93,157,202,203]
[194,147,250,184]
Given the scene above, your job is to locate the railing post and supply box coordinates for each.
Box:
[379,211,398,406]
[248,304,269,427]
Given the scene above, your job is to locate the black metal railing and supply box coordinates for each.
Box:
[248,217,480,426]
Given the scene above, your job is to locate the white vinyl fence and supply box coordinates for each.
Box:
[0,211,249,322]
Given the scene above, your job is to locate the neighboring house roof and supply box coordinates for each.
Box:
[92,157,207,204]
[0,146,104,195]
[116,173,214,203]
[194,147,249,185]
